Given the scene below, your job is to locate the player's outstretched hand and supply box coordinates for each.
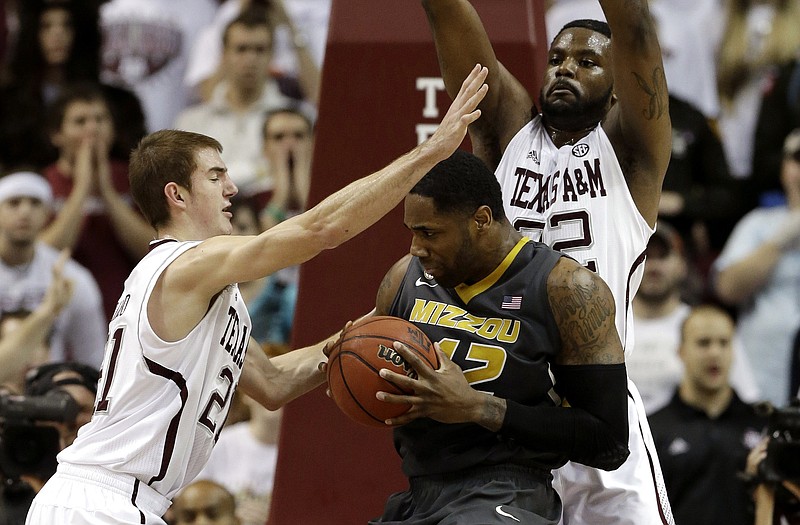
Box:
[376,341,485,426]
[425,64,488,156]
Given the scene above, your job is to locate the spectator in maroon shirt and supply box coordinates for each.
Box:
[40,83,153,320]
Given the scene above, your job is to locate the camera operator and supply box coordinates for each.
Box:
[746,401,800,525]
[0,362,99,524]
[23,363,99,451]
[649,304,769,525]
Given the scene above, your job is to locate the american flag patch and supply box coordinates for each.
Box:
[501,295,522,310]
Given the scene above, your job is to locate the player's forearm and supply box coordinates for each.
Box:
[421,0,496,99]
[500,400,629,470]
[241,341,326,410]
[266,327,344,407]
[300,141,452,251]
[598,0,659,48]
[269,344,326,406]
[470,393,506,432]
[499,363,630,470]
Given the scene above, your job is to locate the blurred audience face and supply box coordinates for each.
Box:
[38,8,74,66]
[0,196,50,246]
[51,99,115,157]
[231,203,260,236]
[679,307,735,395]
[263,112,313,159]
[637,233,687,305]
[172,480,240,525]
[223,24,273,92]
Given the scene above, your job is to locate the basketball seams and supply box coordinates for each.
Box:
[328,351,408,426]
[325,316,437,427]
[340,333,437,369]
[338,351,411,393]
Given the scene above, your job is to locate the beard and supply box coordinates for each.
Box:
[433,234,477,289]
[536,85,613,131]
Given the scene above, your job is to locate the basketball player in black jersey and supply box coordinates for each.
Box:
[362,150,629,524]
[420,3,674,524]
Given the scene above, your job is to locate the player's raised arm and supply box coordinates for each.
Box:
[421,0,531,169]
[546,257,623,367]
[599,0,671,224]
[175,65,489,296]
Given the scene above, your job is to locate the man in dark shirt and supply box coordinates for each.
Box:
[650,304,767,525]
[364,150,630,524]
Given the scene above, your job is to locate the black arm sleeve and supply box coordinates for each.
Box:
[500,363,630,471]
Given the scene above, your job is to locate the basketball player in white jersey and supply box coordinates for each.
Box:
[421,1,673,524]
[25,64,489,525]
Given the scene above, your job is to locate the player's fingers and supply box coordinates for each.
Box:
[460,108,483,127]
[455,64,487,101]
[452,68,488,113]
[375,390,402,402]
[391,341,436,379]
[464,83,489,110]
[322,339,338,358]
[384,412,415,426]
[378,368,417,391]
[433,345,450,371]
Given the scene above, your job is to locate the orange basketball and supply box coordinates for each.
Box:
[326,316,438,427]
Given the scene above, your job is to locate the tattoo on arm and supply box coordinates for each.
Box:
[632,67,669,121]
[376,256,411,315]
[479,396,507,432]
[375,272,395,316]
[547,261,622,365]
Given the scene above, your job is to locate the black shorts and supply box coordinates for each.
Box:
[370,464,561,525]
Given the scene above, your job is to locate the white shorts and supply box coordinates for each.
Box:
[26,463,171,525]
[553,379,675,525]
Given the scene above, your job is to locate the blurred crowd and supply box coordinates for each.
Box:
[0,1,325,523]
[1,0,800,523]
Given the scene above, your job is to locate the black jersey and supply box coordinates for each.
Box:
[389,237,565,477]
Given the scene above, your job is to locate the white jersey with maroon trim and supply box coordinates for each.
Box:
[495,115,653,356]
[495,116,674,525]
[58,239,251,500]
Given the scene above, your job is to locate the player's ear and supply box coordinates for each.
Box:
[474,206,492,231]
[164,182,186,208]
[608,92,618,110]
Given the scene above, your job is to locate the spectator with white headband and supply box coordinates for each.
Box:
[0,171,106,370]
